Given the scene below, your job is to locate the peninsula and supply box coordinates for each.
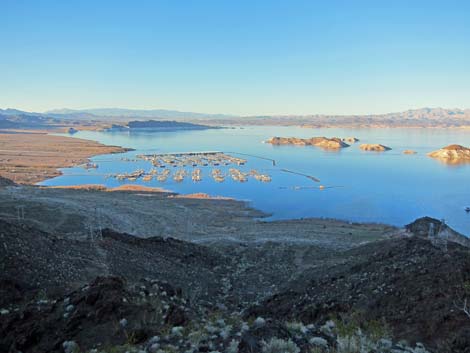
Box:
[108,120,217,131]
[0,131,130,184]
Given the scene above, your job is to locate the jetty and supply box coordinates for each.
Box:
[280,169,320,182]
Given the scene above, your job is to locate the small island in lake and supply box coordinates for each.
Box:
[403,150,417,154]
[428,144,470,163]
[342,137,360,143]
[266,136,350,149]
[360,143,392,152]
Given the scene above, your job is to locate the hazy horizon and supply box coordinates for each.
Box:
[2,106,470,119]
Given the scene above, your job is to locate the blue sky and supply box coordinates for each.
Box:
[1,0,469,115]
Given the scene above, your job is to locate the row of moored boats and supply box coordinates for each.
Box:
[110,167,271,183]
[136,152,247,168]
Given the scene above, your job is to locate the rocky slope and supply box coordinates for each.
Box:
[1,276,198,353]
[0,220,233,304]
[0,176,15,187]
[405,216,470,248]
[1,214,470,352]
[0,275,441,353]
[247,236,470,353]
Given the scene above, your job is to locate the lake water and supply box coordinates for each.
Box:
[40,127,470,235]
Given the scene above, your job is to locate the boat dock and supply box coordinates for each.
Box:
[136,151,247,168]
[71,151,281,185]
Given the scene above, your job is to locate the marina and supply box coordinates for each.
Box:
[40,126,470,234]
[103,151,273,184]
[136,151,247,168]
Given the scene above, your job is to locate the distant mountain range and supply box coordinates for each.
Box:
[0,109,56,129]
[1,107,470,129]
[202,107,470,128]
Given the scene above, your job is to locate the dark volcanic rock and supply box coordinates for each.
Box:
[2,215,470,352]
[164,304,189,326]
[239,321,291,353]
[247,237,470,352]
[0,176,15,187]
[406,216,470,247]
[0,220,230,303]
[406,216,449,237]
[0,279,25,307]
[0,276,191,353]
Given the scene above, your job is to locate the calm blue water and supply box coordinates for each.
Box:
[40,127,470,235]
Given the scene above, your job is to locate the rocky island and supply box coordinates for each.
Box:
[360,143,392,152]
[428,144,470,163]
[267,136,350,149]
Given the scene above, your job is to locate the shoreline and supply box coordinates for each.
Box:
[0,130,132,184]
[0,183,395,244]
[2,127,469,235]
[18,182,400,231]
[41,183,236,201]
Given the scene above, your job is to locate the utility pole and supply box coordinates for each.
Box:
[95,207,103,239]
[16,205,25,221]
